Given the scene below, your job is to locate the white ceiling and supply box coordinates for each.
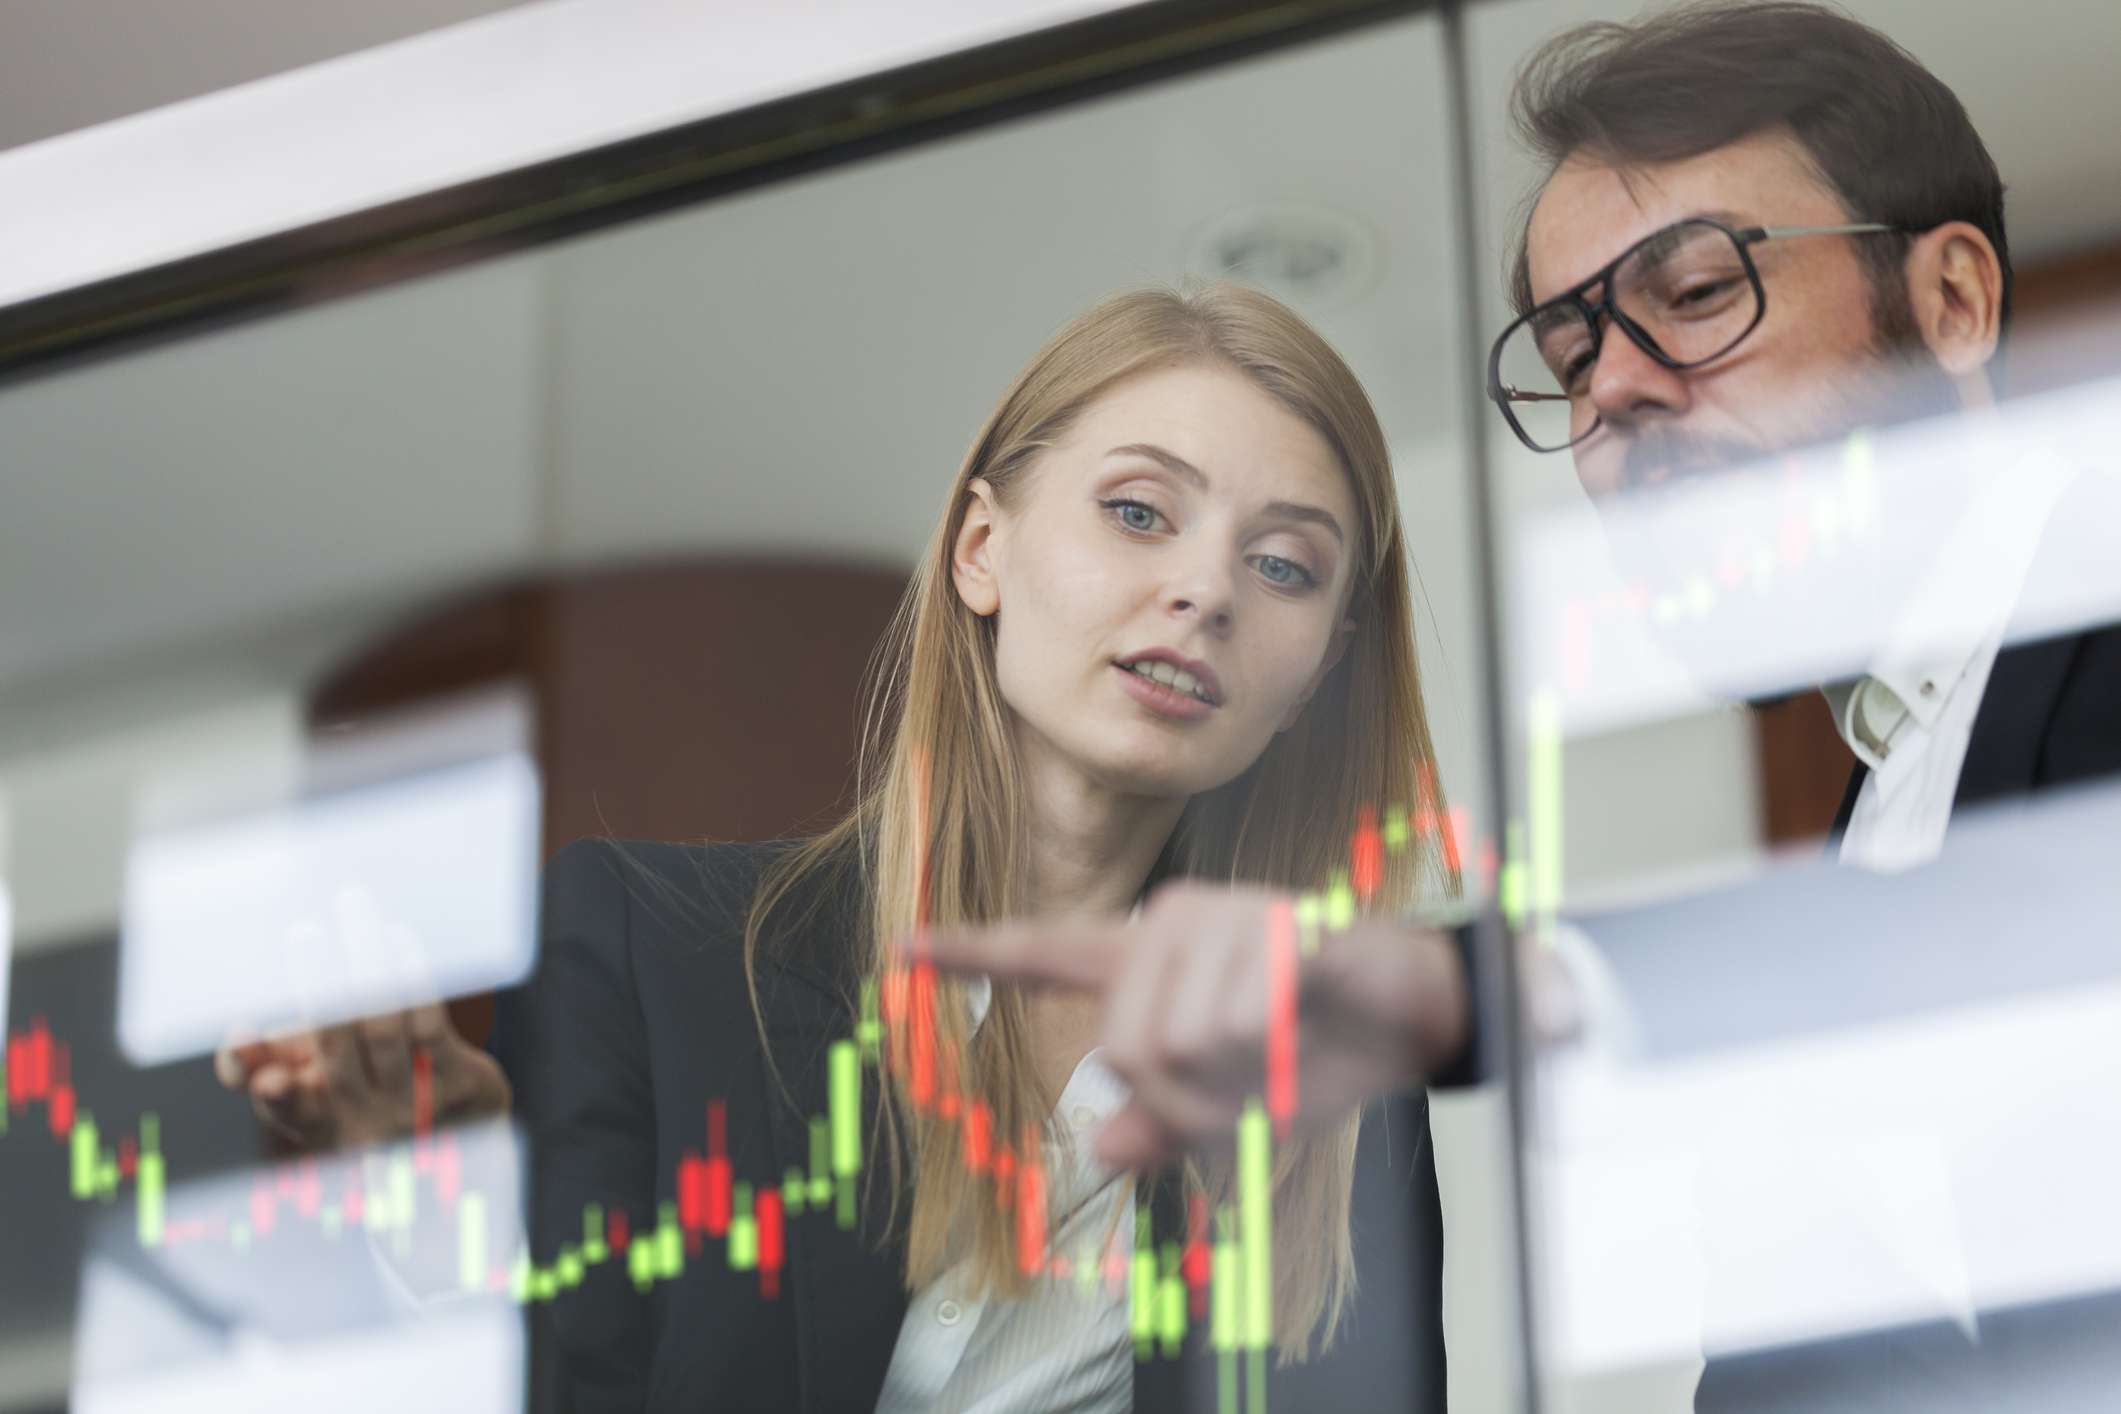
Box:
[3,0,2118,800]
[0,0,532,154]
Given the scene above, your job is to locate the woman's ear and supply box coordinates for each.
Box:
[1277,616,1356,732]
[1905,220,2003,389]
[951,477,1003,617]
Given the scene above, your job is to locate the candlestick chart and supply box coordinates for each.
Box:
[0,761,1497,1414]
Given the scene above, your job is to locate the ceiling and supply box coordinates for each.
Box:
[0,0,533,155]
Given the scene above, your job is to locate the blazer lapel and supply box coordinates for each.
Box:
[1955,633,2080,808]
[753,852,913,1414]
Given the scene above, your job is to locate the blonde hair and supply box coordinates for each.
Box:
[742,279,1454,1362]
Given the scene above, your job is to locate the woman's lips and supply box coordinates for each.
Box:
[1113,662,1215,721]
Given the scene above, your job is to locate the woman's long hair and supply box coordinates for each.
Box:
[741,280,1455,1362]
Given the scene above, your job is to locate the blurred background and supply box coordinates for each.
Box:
[3,1,2119,1411]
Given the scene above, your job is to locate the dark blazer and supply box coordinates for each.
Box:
[1828,622,2121,839]
[1696,620,2121,1414]
[492,836,1449,1412]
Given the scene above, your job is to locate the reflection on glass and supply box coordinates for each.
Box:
[118,693,542,1066]
[68,1117,525,1413]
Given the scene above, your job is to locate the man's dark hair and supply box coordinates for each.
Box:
[1506,0,2012,353]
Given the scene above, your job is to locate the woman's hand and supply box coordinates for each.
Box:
[912,879,1469,1170]
[213,1003,511,1152]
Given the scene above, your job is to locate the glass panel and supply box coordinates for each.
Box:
[0,14,1498,1413]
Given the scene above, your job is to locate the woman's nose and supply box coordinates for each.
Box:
[1166,559,1236,633]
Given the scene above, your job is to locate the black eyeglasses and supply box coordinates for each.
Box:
[1486,217,1908,454]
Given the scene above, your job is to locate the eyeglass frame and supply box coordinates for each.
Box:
[1485,217,1910,454]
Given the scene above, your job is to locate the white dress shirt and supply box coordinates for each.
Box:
[1550,440,2081,1070]
[1823,445,2078,872]
[874,918,1139,1414]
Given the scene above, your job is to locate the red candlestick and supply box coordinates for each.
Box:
[1350,804,1383,904]
[907,962,937,1108]
[1265,898,1298,1141]
[1014,1136,1046,1277]
[705,1100,732,1237]
[435,1136,461,1207]
[678,1153,708,1255]
[756,1190,785,1300]
[27,1019,52,1100]
[962,1100,991,1173]
[1183,1192,1211,1318]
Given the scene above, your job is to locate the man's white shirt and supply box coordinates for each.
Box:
[1823,442,2077,872]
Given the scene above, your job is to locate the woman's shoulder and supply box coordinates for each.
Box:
[540,835,860,993]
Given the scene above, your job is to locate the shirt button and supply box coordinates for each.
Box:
[1070,1105,1097,1130]
[937,1299,962,1326]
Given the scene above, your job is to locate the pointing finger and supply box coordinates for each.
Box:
[912,918,1130,993]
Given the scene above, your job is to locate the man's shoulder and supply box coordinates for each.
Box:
[1964,620,2121,805]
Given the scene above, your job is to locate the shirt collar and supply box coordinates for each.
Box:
[1821,442,2075,769]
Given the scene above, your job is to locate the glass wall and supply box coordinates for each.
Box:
[1466,3,2121,1412]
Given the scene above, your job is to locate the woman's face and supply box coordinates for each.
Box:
[951,361,1360,801]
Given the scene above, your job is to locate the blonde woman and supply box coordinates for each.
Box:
[224,281,1461,1411]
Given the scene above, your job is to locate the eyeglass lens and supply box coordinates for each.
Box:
[1494,221,1760,451]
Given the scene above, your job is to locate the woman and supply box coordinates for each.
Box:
[225,281,1459,1412]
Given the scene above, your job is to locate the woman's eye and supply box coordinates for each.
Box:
[1101,498,1164,533]
[1253,555,1319,590]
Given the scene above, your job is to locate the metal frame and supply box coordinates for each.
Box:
[0,0,1426,385]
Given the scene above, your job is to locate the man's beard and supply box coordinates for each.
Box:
[1615,355,1964,496]
[1597,324,1971,703]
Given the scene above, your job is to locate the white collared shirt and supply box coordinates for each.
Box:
[1823,445,2077,872]
[1548,439,2080,1073]
[874,912,1139,1414]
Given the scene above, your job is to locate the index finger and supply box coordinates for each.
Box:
[912,917,1130,993]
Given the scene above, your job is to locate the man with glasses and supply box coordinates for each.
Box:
[1476,3,2121,1410]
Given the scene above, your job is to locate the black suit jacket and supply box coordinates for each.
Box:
[1828,623,2121,839]
[493,836,1449,1412]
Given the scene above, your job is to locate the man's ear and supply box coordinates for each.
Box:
[951,477,1003,617]
[1906,220,2003,388]
[1278,616,1356,732]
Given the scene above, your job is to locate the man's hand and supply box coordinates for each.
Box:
[912,879,1469,1170]
[213,1004,510,1152]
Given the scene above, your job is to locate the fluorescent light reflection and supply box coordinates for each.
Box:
[1515,369,2121,736]
[70,1116,526,1413]
[1533,779,2121,1378]
[117,691,541,1066]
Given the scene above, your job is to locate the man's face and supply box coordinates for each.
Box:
[1524,130,1950,504]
